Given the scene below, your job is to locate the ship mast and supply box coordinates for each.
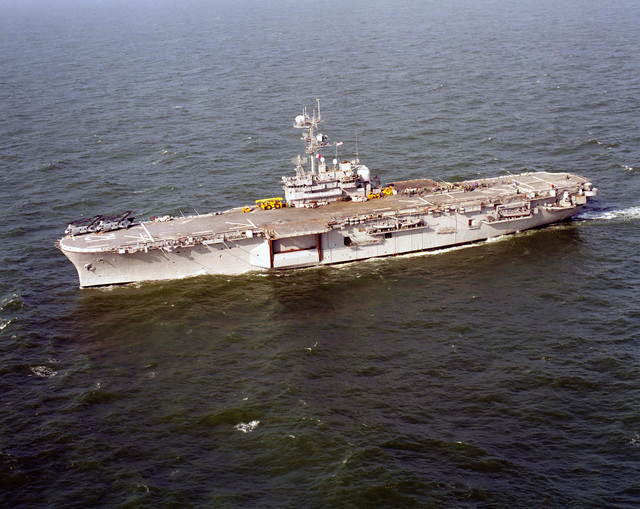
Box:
[294,98,329,175]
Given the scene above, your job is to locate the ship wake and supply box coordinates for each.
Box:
[577,205,640,221]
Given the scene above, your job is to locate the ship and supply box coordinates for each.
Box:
[57,101,597,288]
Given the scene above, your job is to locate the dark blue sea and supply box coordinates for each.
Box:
[2,0,640,507]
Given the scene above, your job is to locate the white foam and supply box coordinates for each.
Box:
[577,206,640,221]
[234,420,259,433]
[31,366,57,378]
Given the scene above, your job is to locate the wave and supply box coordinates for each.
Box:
[234,420,260,433]
[586,139,619,148]
[1,293,23,312]
[30,366,57,378]
[577,206,640,221]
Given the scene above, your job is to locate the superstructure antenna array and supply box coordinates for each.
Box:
[293,100,329,175]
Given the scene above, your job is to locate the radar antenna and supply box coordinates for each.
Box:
[293,100,329,175]
[291,154,308,176]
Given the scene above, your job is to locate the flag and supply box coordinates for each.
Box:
[336,141,343,146]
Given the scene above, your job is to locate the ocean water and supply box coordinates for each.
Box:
[2,0,640,506]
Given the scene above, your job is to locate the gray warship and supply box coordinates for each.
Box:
[57,101,597,288]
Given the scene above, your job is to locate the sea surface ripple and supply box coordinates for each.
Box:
[1,0,640,507]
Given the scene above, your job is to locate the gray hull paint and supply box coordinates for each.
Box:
[60,201,583,288]
[58,105,597,288]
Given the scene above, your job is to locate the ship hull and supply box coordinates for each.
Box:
[59,199,584,288]
[57,103,597,289]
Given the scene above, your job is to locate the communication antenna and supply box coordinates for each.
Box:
[291,154,308,176]
[291,154,308,166]
[355,128,359,163]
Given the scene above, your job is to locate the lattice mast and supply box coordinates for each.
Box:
[293,98,329,175]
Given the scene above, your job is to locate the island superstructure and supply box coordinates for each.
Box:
[57,102,597,288]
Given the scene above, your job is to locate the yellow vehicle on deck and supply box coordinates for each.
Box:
[368,187,393,200]
[255,197,284,210]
